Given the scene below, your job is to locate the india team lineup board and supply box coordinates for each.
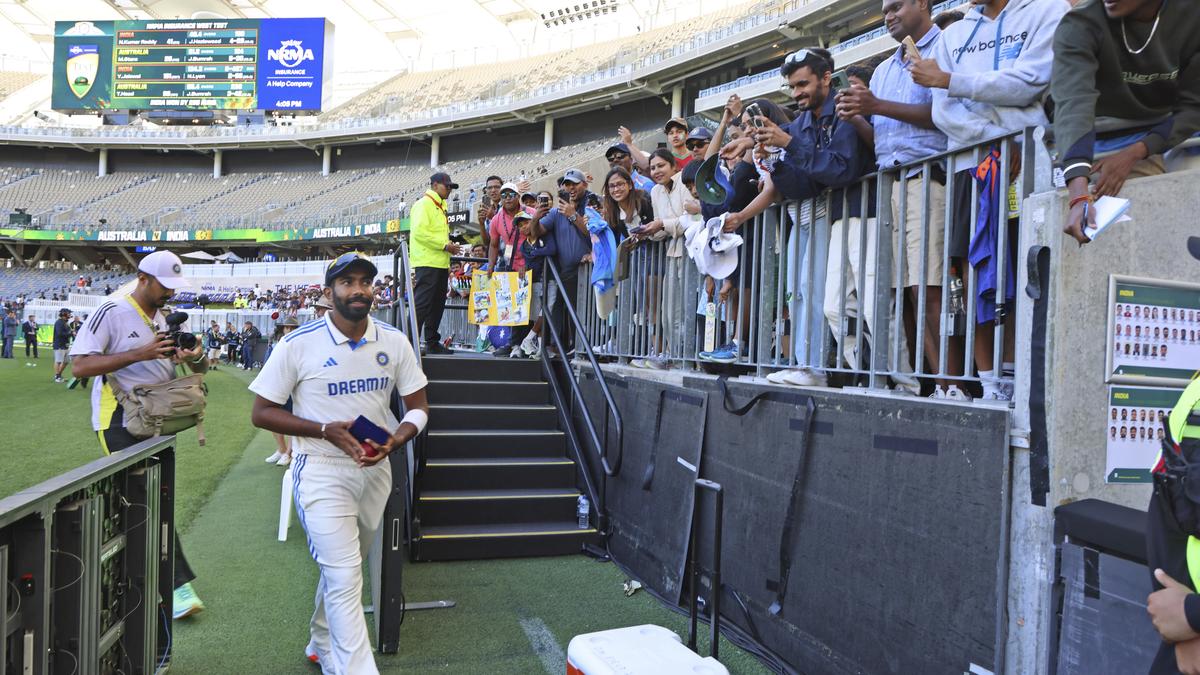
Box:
[53,18,332,111]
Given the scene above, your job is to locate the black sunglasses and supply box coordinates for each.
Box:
[501,190,518,198]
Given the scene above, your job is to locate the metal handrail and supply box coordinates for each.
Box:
[540,258,625,479]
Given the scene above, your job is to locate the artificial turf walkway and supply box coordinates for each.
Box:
[0,354,769,673]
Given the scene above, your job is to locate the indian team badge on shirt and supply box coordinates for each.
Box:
[376,351,389,366]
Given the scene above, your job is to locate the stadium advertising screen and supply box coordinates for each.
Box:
[52,18,332,112]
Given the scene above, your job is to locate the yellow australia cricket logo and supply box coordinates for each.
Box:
[65,44,100,98]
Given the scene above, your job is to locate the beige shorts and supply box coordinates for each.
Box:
[890,175,947,288]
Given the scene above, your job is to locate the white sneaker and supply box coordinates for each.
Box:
[276,454,292,467]
[646,354,670,370]
[519,332,539,356]
[980,381,1012,401]
[999,378,1015,400]
[928,386,946,399]
[265,451,283,464]
[509,344,525,358]
[766,369,793,384]
[944,385,972,402]
[775,368,828,387]
[628,358,648,369]
[891,372,921,396]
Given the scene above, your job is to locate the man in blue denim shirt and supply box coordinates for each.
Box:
[836,0,954,396]
[539,169,594,354]
[726,48,899,388]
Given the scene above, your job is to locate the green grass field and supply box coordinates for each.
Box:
[0,354,770,674]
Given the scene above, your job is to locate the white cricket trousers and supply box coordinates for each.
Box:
[292,453,391,675]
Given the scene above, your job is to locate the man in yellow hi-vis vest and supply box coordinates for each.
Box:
[409,171,463,355]
[1146,374,1200,673]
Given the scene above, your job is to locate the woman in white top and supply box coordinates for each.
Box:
[630,148,700,367]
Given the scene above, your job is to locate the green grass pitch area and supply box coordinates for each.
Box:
[0,356,257,531]
[0,356,770,674]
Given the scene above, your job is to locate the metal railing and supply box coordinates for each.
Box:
[576,127,1055,395]
[540,258,624,531]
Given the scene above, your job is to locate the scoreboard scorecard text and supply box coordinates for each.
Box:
[52,18,332,112]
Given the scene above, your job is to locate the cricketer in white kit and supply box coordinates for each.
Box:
[249,252,429,675]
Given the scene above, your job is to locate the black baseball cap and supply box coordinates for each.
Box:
[59,308,71,317]
[430,172,459,190]
[325,251,378,286]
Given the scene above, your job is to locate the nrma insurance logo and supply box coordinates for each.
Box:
[267,40,315,68]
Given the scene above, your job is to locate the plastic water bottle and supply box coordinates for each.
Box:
[576,495,590,530]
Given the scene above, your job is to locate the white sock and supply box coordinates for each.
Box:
[980,369,1001,396]
[1002,361,1016,379]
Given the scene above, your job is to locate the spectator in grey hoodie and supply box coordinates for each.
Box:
[908,0,1068,400]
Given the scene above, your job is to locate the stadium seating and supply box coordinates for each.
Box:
[0,267,133,301]
[302,1,780,124]
[0,70,41,98]
[0,129,661,230]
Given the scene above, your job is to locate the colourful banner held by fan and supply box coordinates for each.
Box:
[468,271,533,326]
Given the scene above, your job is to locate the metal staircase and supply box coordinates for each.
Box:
[412,354,599,561]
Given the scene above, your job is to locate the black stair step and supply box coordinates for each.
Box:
[418,488,581,527]
[427,380,549,405]
[416,521,599,561]
[424,429,566,459]
[422,354,543,382]
[420,457,577,491]
[428,404,558,430]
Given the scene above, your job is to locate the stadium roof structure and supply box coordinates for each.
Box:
[0,0,750,95]
[0,0,883,150]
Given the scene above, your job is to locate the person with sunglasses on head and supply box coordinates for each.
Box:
[726,48,897,389]
[908,0,1068,400]
[411,172,466,355]
[1053,0,1200,244]
[250,252,429,674]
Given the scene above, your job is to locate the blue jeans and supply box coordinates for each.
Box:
[241,340,256,369]
[785,202,830,367]
[1,336,13,358]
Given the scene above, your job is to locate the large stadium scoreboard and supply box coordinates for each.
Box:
[53,18,332,112]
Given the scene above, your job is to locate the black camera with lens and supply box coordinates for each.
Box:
[164,311,198,352]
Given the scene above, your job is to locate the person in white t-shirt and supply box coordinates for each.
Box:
[249,251,429,674]
[68,250,209,620]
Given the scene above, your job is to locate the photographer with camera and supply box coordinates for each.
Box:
[68,250,209,619]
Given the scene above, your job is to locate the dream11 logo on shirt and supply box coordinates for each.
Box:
[267,40,315,68]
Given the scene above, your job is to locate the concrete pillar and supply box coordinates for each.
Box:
[98,148,108,177]
[543,117,555,154]
[430,134,440,168]
[322,146,332,176]
[213,149,223,178]
[671,85,684,118]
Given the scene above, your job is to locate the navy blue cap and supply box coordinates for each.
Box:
[686,127,714,142]
[605,142,631,159]
[430,171,459,190]
[325,251,378,286]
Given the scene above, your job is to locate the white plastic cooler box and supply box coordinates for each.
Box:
[566,624,729,675]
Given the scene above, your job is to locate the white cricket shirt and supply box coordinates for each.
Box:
[248,314,427,458]
[69,296,179,431]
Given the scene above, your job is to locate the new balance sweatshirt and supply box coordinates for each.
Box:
[931,0,1069,167]
[1051,0,1200,182]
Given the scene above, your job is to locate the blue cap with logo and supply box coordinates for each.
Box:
[325,251,378,286]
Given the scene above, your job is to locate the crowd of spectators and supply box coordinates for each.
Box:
[404,0,1198,403]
